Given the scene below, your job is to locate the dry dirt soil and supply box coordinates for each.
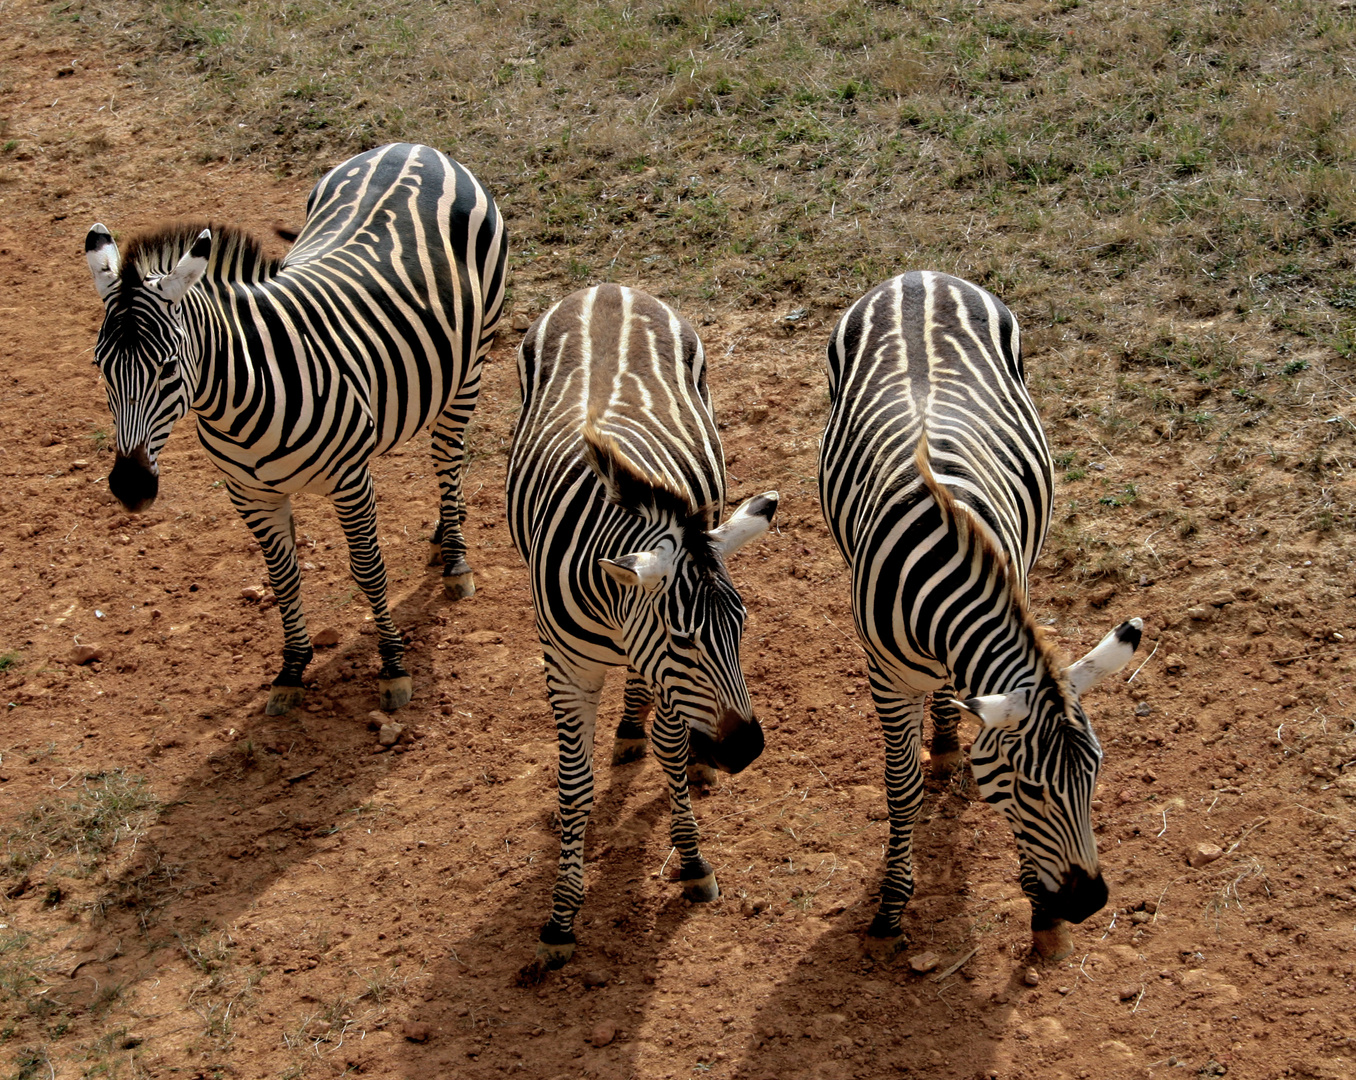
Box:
[3,14,1356,1080]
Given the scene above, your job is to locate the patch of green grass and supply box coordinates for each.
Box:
[0,651,20,673]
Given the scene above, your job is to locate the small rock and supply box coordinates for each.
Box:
[580,969,610,989]
[1142,770,1157,783]
[1022,968,1040,987]
[1116,789,1136,805]
[241,586,267,602]
[590,1021,617,1048]
[1164,654,1186,674]
[401,1020,431,1043]
[312,628,342,648]
[70,459,90,470]
[1188,843,1224,869]
[1118,985,1140,1001]
[378,722,404,747]
[1133,701,1152,716]
[908,951,941,974]
[1186,606,1214,622]
[16,523,36,539]
[1208,590,1235,607]
[512,312,532,332]
[71,644,103,666]
[1246,618,1267,635]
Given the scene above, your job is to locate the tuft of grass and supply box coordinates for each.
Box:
[0,651,20,673]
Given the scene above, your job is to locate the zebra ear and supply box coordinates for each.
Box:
[599,551,669,590]
[709,491,779,558]
[1066,618,1144,697]
[86,223,121,300]
[154,229,212,304]
[956,688,1031,731]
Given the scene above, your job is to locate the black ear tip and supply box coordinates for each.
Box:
[962,696,982,715]
[1115,619,1143,649]
[190,232,213,258]
[753,491,779,519]
[86,225,112,251]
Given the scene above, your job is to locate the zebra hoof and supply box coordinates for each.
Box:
[443,572,475,600]
[929,749,965,780]
[681,873,719,903]
[1032,920,1074,962]
[687,761,718,789]
[612,737,648,765]
[379,676,413,712]
[266,686,305,715]
[863,932,906,960]
[535,940,575,969]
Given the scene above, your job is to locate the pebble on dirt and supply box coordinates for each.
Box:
[590,1022,618,1048]
[70,644,103,665]
[240,585,267,601]
[312,627,342,647]
[401,1020,431,1043]
[909,951,941,974]
[1188,842,1224,868]
[1022,968,1040,987]
[378,722,404,747]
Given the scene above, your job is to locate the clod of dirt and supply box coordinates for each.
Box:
[378,722,404,747]
[312,627,341,647]
[401,1020,431,1043]
[590,1021,618,1048]
[1022,968,1041,987]
[740,897,770,917]
[1164,653,1186,673]
[580,968,611,989]
[909,951,941,973]
[1119,985,1140,1001]
[70,644,103,665]
[1188,842,1224,868]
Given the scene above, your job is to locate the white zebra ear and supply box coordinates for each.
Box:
[599,550,669,590]
[1066,618,1144,697]
[86,223,121,300]
[956,687,1032,731]
[709,491,779,558]
[153,229,212,304]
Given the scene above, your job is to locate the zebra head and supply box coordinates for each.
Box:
[85,223,209,513]
[962,617,1143,928]
[587,436,777,776]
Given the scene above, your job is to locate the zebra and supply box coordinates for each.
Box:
[507,283,777,968]
[83,143,507,715]
[818,271,1142,960]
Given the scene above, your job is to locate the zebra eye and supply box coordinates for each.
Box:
[161,358,179,379]
[671,631,696,650]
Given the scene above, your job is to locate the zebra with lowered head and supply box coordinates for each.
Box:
[84,143,506,715]
[819,271,1142,960]
[508,284,777,968]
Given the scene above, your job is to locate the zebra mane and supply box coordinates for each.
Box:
[913,434,1070,687]
[117,222,282,297]
[581,424,720,567]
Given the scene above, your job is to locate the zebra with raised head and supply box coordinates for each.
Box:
[508,283,777,968]
[84,143,506,715]
[819,271,1142,960]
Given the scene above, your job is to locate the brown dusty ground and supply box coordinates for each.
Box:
[2,15,1356,1080]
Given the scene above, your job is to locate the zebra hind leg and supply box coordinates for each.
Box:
[928,687,972,789]
[333,472,412,711]
[229,488,313,716]
[430,406,476,599]
[652,704,718,903]
[612,667,652,765]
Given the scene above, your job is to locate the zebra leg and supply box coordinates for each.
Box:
[538,656,604,968]
[652,701,718,903]
[1020,853,1076,961]
[332,471,411,711]
[929,685,967,781]
[429,401,477,599]
[868,675,929,950]
[612,667,652,765]
[229,487,312,716]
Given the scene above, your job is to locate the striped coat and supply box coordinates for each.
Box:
[85,143,506,714]
[508,284,777,968]
[820,271,1141,958]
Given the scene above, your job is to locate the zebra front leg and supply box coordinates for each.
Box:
[652,701,718,903]
[612,667,652,765]
[867,676,929,952]
[429,401,477,599]
[538,657,604,968]
[230,488,312,716]
[333,471,411,711]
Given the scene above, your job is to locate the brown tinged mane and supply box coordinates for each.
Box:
[912,432,1070,687]
[117,222,281,298]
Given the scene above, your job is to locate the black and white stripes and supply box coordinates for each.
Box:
[85,142,506,714]
[507,284,777,967]
[819,271,1141,957]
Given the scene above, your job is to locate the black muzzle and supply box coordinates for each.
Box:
[689,712,765,775]
[1029,864,1109,930]
[109,447,159,513]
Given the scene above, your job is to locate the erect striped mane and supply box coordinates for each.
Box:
[116,222,282,299]
[581,423,721,570]
[913,434,1069,685]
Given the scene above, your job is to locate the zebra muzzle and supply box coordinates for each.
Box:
[688,711,765,775]
[109,447,159,513]
[1030,864,1109,928]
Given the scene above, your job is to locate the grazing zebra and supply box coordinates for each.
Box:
[818,271,1142,959]
[508,284,777,968]
[84,143,506,715]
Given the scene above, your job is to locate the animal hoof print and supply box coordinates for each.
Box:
[682,873,719,903]
[379,676,413,712]
[611,738,648,766]
[1032,920,1074,962]
[535,941,575,969]
[266,686,305,715]
[443,572,475,600]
